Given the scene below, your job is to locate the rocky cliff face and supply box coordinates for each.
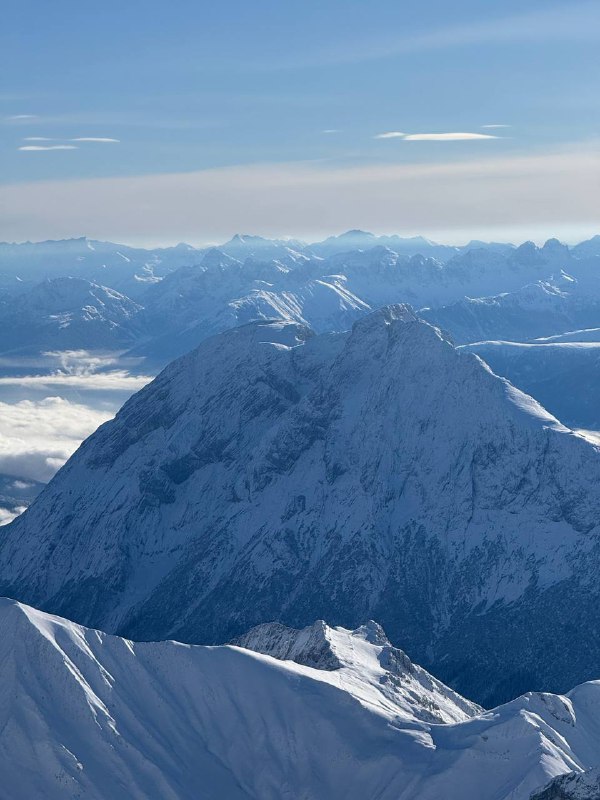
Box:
[3,306,600,705]
[532,769,600,800]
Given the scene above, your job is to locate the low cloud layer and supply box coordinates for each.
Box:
[0,397,114,482]
[0,371,151,391]
[0,506,26,526]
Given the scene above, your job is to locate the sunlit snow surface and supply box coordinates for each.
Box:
[1,599,599,800]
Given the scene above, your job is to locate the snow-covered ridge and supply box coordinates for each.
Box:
[233,619,480,723]
[1,598,600,800]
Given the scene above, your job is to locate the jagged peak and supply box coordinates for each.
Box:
[349,303,420,338]
[232,620,343,670]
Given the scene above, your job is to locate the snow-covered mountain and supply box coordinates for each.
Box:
[0,237,198,298]
[1,234,598,366]
[1,598,600,800]
[218,233,308,263]
[134,248,369,363]
[0,277,143,355]
[4,306,600,705]
[129,237,599,365]
[308,229,461,261]
[422,265,600,345]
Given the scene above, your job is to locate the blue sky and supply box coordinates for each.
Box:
[1,0,598,244]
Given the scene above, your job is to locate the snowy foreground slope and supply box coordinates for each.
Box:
[2,598,600,800]
[6,306,600,705]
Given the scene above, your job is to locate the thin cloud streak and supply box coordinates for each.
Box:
[0,372,151,391]
[403,132,499,141]
[23,137,120,143]
[18,145,78,151]
[375,132,499,141]
[374,132,406,139]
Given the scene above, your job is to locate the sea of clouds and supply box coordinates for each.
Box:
[0,350,152,524]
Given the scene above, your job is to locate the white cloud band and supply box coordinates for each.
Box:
[18,145,78,151]
[0,397,114,482]
[403,132,499,141]
[1,143,598,243]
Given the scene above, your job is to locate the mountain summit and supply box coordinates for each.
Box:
[3,306,600,704]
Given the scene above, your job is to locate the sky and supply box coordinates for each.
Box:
[1,0,599,245]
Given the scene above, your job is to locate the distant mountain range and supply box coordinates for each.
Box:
[1,231,599,374]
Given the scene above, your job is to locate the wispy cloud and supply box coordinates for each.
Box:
[374,131,405,139]
[22,136,120,144]
[322,129,341,134]
[71,137,120,143]
[481,124,511,129]
[374,131,499,141]
[404,132,499,141]
[19,145,78,151]
[0,371,150,391]
[6,114,38,121]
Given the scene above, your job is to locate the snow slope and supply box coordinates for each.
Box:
[5,306,600,705]
[461,340,600,430]
[2,599,600,800]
